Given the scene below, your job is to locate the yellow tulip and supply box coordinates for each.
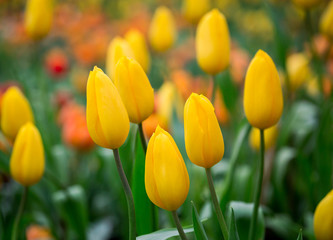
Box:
[286,53,311,91]
[106,36,134,80]
[196,9,230,75]
[314,189,333,240]
[250,125,278,151]
[149,6,177,53]
[320,1,333,39]
[1,86,34,140]
[25,0,53,40]
[243,50,283,130]
[114,56,154,123]
[125,29,151,73]
[10,122,44,186]
[156,81,176,128]
[145,125,189,211]
[184,93,224,168]
[292,0,321,9]
[86,66,130,149]
[182,0,210,24]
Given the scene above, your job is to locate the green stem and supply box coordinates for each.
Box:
[205,168,229,240]
[113,149,136,240]
[211,75,217,104]
[249,129,265,240]
[138,123,147,154]
[11,187,28,240]
[171,211,188,240]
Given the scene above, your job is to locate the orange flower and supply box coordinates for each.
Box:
[45,48,69,78]
[26,225,53,240]
[214,88,229,125]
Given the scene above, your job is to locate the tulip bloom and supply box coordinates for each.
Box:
[25,0,53,40]
[86,66,130,149]
[314,190,333,240]
[1,87,34,140]
[184,93,224,168]
[320,1,333,39]
[250,125,278,151]
[286,53,310,91]
[106,37,134,80]
[243,50,283,130]
[125,29,151,73]
[292,0,321,9]
[196,9,230,75]
[10,123,44,186]
[149,6,177,53]
[182,0,210,24]
[145,126,189,211]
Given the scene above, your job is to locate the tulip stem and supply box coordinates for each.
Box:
[11,187,28,240]
[171,211,188,240]
[113,149,136,240]
[249,129,265,240]
[138,123,147,153]
[211,75,217,104]
[205,168,229,240]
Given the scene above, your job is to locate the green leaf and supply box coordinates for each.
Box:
[228,208,240,240]
[137,227,194,240]
[297,229,303,240]
[191,201,208,240]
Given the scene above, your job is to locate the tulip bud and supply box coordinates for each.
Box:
[106,37,134,80]
[314,190,333,240]
[196,9,230,75]
[25,0,53,40]
[292,0,321,9]
[10,123,44,186]
[145,126,189,211]
[86,66,130,149]
[286,53,311,91]
[184,93,224,168]
[149,6,177,53]
[156,82,176,128]
[125,29,151,73]
[1,87,34,140]
[320,1,333,39]
[182,0,210,24]
[114,57,154,123]
[250,125,278,151]
[243,50,283,129]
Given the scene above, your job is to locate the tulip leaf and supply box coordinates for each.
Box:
[228,208,240,240]
[137,227,194,240]
[297,229,303,240]
[0,150,9,173]
[191,201,208,240]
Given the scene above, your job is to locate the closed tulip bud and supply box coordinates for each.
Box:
[184,93,224,168]
[182,0,210,24]
[114,57,154,123]
[1,87,34,140]
[25,0,53,40]
[314,190,333,240]
[106,37,134,80]
[243,50,283,129]
[145,126,189,211]
[10,123,44,186]
[320,1,333,39]
[196,9,230,75]
[149,6,177,53]
[125,29,151,73]
[292,0,321,9]
[86,66,130,149]
[286,53,311,91]
[250,125,278,151]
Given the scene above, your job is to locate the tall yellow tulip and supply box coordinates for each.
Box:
[125,29,151,73]
[106,37,134,80]
[196,9,230,75]
[86,66,130,149]
[184,93,224,168]
[25,0,53,40]
[114,56,154,124]
[10,122,44,186]
[320,1,333,39]
[243,50,283,130]
[145,125,189,211]
[314,190,333,240]
[286,53,311,91]
[292,0,321,9]
[149,6,177,53]
[250,125,278,151]
[1,86,34,140]
[182,0,210,24]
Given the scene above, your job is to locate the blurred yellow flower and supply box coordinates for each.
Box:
[149,6,177,53]
[286,53,311,91]
[86,66,129,149]
[243,50,283,130]
[196,9,230,75]
[314,189,333,240]
[145,125,189,211]
[156,81,176,128]
[10,123,44,186]
[1,87,34,140]
[292,0,321,9]
[182,0,210,24]
[114,57,154,123]
[320,1,333,39]
[25,0,53,40]
[250,125,278,151]
[184,93,224,168]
